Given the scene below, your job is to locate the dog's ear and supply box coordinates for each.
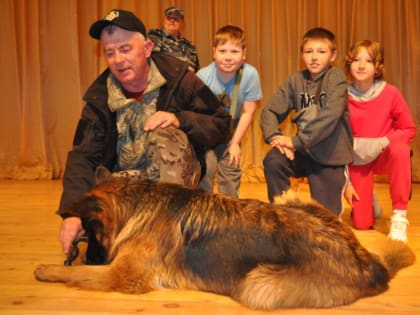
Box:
[81,214,108,265]
[95,165,113,186]
[85,224,108,265]
[58,195,102,218]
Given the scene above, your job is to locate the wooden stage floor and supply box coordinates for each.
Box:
[0,179,419,314]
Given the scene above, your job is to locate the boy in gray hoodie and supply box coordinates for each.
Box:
[260,27,353,215]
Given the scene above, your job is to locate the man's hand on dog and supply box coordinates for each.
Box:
[144,111,180,131]
[59,217,85,257]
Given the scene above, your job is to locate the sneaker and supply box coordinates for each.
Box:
[373,192,383,219]
[388,215,409,243]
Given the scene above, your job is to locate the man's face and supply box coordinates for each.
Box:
[163,15,183,36]
[101,27,153,91]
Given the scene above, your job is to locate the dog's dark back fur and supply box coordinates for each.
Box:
[37,176,415,310]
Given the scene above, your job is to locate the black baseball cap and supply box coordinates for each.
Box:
[89,9,147,39]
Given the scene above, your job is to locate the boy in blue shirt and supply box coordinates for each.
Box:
[197,25,262,198]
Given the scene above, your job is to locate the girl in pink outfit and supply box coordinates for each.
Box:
[343,40,416,243]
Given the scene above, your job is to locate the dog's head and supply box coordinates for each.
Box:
[60,166,162,265]
[59,166,119,265]
[63,193,110,265]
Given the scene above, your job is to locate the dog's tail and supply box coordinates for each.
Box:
[234,240,415,310]
[367,237,416,279]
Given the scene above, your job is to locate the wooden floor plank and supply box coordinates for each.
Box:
[0,180,419,314]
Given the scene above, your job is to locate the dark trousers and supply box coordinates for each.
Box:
[263,148,345,216]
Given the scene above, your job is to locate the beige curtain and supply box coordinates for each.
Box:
[1,0,419,182]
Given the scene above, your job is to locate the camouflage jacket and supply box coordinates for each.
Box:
[58,53,230,213]
[148,28,200,72]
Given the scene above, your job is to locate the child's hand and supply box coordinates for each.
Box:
[270,135,295,160]
[270,135,294,149]
[224,143,241,167]
[281,146,295,160]
[343,184,360,206]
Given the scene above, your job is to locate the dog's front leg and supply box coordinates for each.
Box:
[34,264,113,291]
[35,260,155,294]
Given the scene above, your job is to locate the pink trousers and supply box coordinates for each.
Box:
[348,141,412,229]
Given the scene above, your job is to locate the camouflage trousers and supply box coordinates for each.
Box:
[113,126,201,189]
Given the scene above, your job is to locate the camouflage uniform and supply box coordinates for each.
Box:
[148,28,200,72]
[108,61,201,188]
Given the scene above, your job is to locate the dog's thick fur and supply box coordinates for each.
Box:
[35,173,415,310]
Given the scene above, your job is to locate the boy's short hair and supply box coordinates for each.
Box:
[300,27,337,52]
[344,40,385,80]
[213,25,246,49]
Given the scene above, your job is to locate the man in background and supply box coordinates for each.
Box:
[148,6,200,72]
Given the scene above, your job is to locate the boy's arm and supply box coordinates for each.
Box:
[225,65,262,166]
[343,165,360,206]
[260,80,292,143]
[387,87,417,143]
[229,67,262,146]
[229,100,258,146]
[225,100,258,166]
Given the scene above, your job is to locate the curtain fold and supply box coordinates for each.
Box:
[1,0,419,181]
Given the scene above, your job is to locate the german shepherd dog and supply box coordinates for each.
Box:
[34,169,415,310]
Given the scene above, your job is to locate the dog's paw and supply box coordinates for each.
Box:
[34,264,50,281]
[34,264,65,282]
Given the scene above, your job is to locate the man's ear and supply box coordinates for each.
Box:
[144,39,154,56]
[95,165,112,186]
